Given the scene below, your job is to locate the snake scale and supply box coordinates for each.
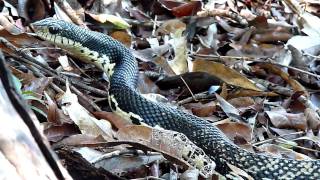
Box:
[32,18,320,179]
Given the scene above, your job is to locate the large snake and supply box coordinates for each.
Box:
[31,18,320,179]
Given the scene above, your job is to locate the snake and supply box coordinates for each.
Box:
[31,18,320,179]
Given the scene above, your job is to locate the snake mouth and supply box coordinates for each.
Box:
[30,23,47,38]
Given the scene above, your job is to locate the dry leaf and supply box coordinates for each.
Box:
[61,81,114,140]
[265,110,307,130]
[168,28,189,75]
[217,122,252,142]
[258,144,312,160]
[191,59,261,91]
[257,63,308,96]
[87,13,131,29]
[117,125,216,178]
[216,93,241,121]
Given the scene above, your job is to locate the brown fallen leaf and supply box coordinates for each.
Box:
[217,122,252,142]
[183,101,217,117]
[53,134,107,148]
[191,59,261,91]
[93,111,131,130]
[265,110,307,130]
[227,88,278,99]
[228,97,255,108]
[156,19,186,35]
[257,144,312,160]
[43,122,80,142]
[110,31,131,47]
[117,125,215,178]
[171,1,202,17]
[305,108,320,130]
[257,63,308,96]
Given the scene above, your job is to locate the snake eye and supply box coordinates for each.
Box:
[48,26,60,34]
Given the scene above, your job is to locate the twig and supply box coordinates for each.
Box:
[191,53,255,62]
[179,75,197,102]
[54,0,87,28]
[12,57,102,111]
[197,8,248,26]
[0,37,108,97]
[252,131,305,146]
[177,92,215,105]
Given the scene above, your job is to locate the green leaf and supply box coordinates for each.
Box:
[11,74,22,94]
[30,106,47,118]
[23,94,45,104]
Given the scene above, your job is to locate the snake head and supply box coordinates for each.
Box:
[31,18,66,42]
[31,18,90,59]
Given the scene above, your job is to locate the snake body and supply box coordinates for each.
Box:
[32,18,320,179]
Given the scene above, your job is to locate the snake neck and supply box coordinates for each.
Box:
[109,52,138,90]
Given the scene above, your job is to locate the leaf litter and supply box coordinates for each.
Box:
[1,0,320,179]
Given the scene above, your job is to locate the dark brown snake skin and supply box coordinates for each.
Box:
[32,18,320,179]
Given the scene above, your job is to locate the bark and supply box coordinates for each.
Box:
[0,51,71,180]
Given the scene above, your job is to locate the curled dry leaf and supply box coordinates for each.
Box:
[265,110,307,130]
[305,108,320,130]
[58,55,73,71]
[92,150,164,177]
[257,144,312,160]
[168,28,189,75]
[217,122,252,142]
[87,13,131,29]
[110,31,131,47]
[171,1,202,17]
[157,19,186,35]
[184,102,217,117]
[191,59,261,91]
[117,125,216,178]
[61,82,114,140]
[42,122,80,142]
[257,63,308,96]
[93,111,131,130]
[0,14,24,35]
[53,134,107,148]
[45,91,60,125]
[215,93,242,121]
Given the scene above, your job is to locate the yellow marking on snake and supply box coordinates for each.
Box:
[108,94,143,124]
[34,30,116,76]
